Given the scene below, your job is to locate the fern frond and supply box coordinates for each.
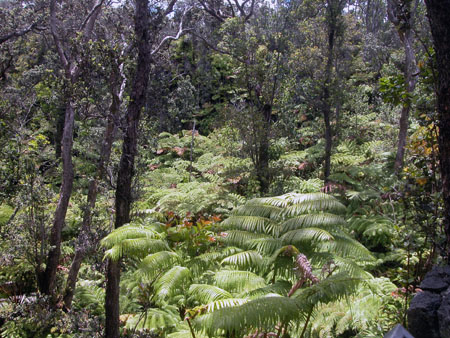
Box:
[222,230,270,249]
[125,307,180,332]
[221,250,264,270]
[248,237,283,255]
[194,295,301,336]
[282,228,334,245]
[154,266,191,300]
[104,238,169,261]
[256,196,290,208]
[189,284,232,304]
[318,234,374,261]
[281,213,345,233]
[139,251,180,279]
[167,323,210,338]
[282,199,346,216]
[232,204,282,219]
[292,272,363,307]
[241,280,292,298]
[214,270,266,293]
[222,215,278,234]
[72,280,104,315]
[202,298,248,312]
[101,225,159,249]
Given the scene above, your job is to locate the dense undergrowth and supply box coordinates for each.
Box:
[0,118,442,337]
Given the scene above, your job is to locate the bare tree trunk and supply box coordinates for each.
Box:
[63,67,124,309]
[322,0,344,183]
[387,0,419,171]
[105,0,151,336]
[256,104,272,194]
[39,0,104,298]
[424,0,450,260]
[39,101,75,295]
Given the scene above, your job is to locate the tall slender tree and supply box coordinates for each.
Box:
[424,0,450,260]
[39,0,104,297]
[387,0,419,172]
[104,0,150,335]
[322,0,346,183]
[104,0,189,334]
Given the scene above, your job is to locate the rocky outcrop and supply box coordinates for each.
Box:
[408,266,450,338]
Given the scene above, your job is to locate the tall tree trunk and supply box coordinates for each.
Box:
[39,101,75,295]
[63,66,124,309]
[387,0,419,171]
[322,0,341,183]
[39,0,103,298]
[64,99,120,309]
[424,0,450,260]
[256,104,272,194]
[105,0,151,336]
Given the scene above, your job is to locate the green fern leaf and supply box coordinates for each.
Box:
[221,250,264,270]
[101,225,160,249]
[214,270,266,293]
[154,266,191,300]
[281,213,345,233]
[222,230,270,249]
[139,251,180,279]
[189,284,233,303]
[104,238,169,261]
[282,228,334,245]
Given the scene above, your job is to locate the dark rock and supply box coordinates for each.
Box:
[384,324,414,338]
[419,266,450,292]
[408,291,441,338]
[438,289,450,338]
[420,277,449,292]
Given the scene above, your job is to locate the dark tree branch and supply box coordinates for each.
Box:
[0,22,45,45]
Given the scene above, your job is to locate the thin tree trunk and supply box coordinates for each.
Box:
[39,101,75,296]
[424,0,450,260]
[256,104,272,194]
[322,0,338,183]
[387,0,419,171]
[63,68,123,309]
[105,0,151,336]
[39,0,104,298]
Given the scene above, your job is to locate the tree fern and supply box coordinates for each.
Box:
[310,277,398,337]
[103,238,169,261]
[221,230,270,249]
[101,224,161,248]
[72,280,105,315]
[281,213,345,232]
[139,251,181,280]
[188,284,232,304]
[221,250,264,270]
[281,227,335,245]
[222,215,279,234]
[153,266,191,301]
[214,270,266,293]
[125,307,180,333]
[291,272,363,307]
[194,295,301,336]
[195,192,374,336]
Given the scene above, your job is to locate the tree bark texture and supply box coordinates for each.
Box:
[105,0,151,336]
[63,66,123,310]
[322,0,342,183]
[255,104,272,194]
[387,0,419,172]
[424,0,450,260]
[39,101,75,295]
[39,0,104,298]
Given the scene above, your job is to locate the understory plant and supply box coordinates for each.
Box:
[101,192,385,337]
